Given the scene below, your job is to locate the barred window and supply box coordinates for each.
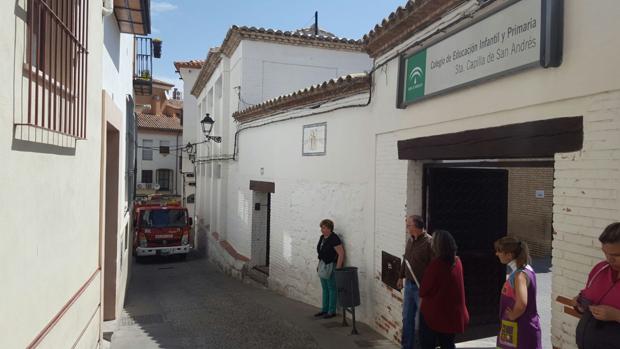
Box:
[21,0,89,139]
[141,170,153,184]
[142,139,153,160]
[159,140,170,154]
[156,169,172,191]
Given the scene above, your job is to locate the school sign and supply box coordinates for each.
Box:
[398,0,563,107]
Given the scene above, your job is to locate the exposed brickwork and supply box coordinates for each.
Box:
[267,179,369,313]
[209,228,250,262]
[551,90,620,349]
[507,167,554,257]
[371,133,410,345]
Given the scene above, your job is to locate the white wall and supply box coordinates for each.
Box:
[194,39,371,242]
[102,12,135,322]
[224,93,376,319]
[179,67,201,173]
[240,40,372,105]
[103,15,134,113]
[367,0,620,345]
[0,0,104,347]
[138,130,183,194]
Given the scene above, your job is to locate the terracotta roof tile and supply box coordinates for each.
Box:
[166,99,183,109]
[192,25,365,97]
[137,113,182,132]
[191,48,222,97]
[220,25,364,56]
[363,0,466,58]
[174,60,205,71]
[233,73,370,123]
[152,78,175,87]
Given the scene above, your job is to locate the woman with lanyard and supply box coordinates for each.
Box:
[494,237,542,349]
[574,222,620,349]
[315,219,345,319]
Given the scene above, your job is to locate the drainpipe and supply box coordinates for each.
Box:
[175,132,179,195]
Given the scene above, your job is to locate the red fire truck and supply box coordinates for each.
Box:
[133,195,192,260]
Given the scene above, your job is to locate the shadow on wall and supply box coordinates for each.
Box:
[103,15,120,71]
[12,137,77,155]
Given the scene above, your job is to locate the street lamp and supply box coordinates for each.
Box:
[200,113,222,143]
[200,114,215,134]
[186,142,196,163]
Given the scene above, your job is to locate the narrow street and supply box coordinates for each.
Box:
[108,255,396,349]
[108,255,552,349]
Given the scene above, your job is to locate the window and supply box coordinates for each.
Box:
[156,169,172,191]
[187,194,195,204]
[142,139,153,160]
[141,170,153,184]
[21,0,89,139]
[159,140,170,154]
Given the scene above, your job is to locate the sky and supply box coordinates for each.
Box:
[147,0,407,94]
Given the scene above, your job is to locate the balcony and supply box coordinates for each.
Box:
[134,36,153,95]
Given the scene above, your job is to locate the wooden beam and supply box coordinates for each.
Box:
[249,180,275,193]
[398,116,583,160]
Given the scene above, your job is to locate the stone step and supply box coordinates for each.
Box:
[245,266,269,287]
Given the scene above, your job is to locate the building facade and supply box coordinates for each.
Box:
[0,0,150,347]
[174,60,204,223]
[188,26,373,266]
[191,1,620,348]
[135,80,184,196]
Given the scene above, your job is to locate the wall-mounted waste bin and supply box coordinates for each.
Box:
[335,267,360,307]
[335,266,360,334]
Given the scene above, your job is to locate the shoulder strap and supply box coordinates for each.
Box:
[587,263,610,289]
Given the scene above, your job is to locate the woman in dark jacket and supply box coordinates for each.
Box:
[419,230,469,349]
[315,219,345,319]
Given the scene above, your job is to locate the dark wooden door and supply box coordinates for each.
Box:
[425,167,508,339]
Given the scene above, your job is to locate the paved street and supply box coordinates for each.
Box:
[108,255,396,349]
[108,255,552,349]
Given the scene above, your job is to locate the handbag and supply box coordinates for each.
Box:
[318,259,334,279]
[498,319,519,347]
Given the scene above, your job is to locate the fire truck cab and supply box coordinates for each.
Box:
[133,195,192,259]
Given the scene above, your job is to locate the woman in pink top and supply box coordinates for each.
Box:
[575,222,620,349]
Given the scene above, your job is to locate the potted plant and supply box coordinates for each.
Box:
[152,38,162,58]
[140,69,151,80]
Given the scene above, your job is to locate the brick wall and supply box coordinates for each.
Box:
[267,178,370,317]
[551,90,620,349]
[507,167,554,257]
[370,133,411,343]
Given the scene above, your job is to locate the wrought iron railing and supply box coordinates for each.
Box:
[20,0,89,139]
[134,36,153,95]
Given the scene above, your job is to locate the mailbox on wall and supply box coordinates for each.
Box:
[381,251,402,291]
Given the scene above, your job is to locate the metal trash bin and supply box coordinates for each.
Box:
[335,267,360,307]
[335,267,360,334]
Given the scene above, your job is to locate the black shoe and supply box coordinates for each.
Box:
[323,312,336,319]
[314,311,326,317]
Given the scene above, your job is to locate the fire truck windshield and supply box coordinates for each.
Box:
[141,209,187,228]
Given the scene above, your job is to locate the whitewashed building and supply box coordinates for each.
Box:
[0,0,150,348]
[135,79,184,196]
[188,25,372,267]
[174,60,205,222]
[194,0,620,348]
